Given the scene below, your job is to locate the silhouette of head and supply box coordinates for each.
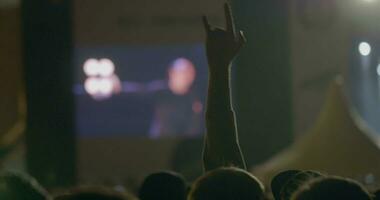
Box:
[373,189,380,200]
[139,171,187,200]
[279,170,324,200]
[0,171,51,200]
[55,187,135,200]
[168,58,196,95]
[271,170,301,200]
[188,167,264,200]
[291,176,372,200]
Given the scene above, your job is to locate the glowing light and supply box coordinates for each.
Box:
[359,42,371,56]
[377,64,380,76]
[83,58,120,100]
[99,58,115,77]
[84,77,100,95]
[98,78,113,94]
[83,58,100,76]
[84,77,115,100]
[83,58,115,77]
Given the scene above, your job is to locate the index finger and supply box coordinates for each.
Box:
[202,15,211,33]
[224,3,236,36]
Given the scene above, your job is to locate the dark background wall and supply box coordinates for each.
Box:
[232,0,293,165]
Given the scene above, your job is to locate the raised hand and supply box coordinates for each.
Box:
[202,3,247,171]
[203,3,246,68]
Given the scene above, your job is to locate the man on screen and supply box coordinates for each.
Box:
[149,58,203,138]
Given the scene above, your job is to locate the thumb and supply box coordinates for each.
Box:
[234,31,246,52]
[237,31,246,47]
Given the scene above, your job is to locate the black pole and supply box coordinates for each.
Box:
[21,0,76,186]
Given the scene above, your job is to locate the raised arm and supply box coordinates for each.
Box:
[202,3,247,171]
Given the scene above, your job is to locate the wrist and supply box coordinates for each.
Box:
[208,56,231,68]
[209,67,230,82]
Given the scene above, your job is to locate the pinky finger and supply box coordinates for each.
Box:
[202,15,211,33]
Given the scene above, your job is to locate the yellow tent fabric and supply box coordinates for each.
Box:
[0,7,25,153]
[253,78,380,185]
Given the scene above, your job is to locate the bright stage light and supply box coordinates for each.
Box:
[84,77,114,100]
[83,57,119,100]
[359,42,371,56]
[98,78,113,94]
[83,58,100,76]
[84,77,99,95]
[83,58,115,77]
[99,58,115,77]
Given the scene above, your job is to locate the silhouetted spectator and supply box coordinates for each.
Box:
[279,170,324,200]
[55,187,135,200]
[291,176,373,200]
[271,170,301,200]
[202,2,246,171]
[373,189,380,200]
[188,167,264,200]
[138,171,187,200]
[191,4,264,200]
[0,171,51,200]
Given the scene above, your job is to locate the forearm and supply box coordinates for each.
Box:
[202,2,247,171]
[203,61,246,171]
[206,63,234,141]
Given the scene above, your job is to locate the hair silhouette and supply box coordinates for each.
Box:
[0,171,51,200]
[188,167,264,200]
[271,170,301,200]
[279,170,324,200]
[139,171,187,200]
[291,176,372,200]
[55,187,135,200]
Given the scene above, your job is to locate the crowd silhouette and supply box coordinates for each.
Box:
[1,3,378,200]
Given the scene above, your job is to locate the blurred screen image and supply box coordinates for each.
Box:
[349,38,380,134]
[74,44,208,138]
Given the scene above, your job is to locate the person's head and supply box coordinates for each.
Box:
[55,187,135,200]
[373,189,380,200]
[139,171,187,200]
[278,170,324,200]
[0,171,51,200]
[188,167,265,200]
[168,58,196,95]
[271,170,301,200]
[291,176,373,200]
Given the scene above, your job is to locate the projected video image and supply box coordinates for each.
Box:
[74,45,207,138]
[349,39,380,134]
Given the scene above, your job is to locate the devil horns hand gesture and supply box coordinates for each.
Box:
[203,3,246,69]
[202,3,247,171]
